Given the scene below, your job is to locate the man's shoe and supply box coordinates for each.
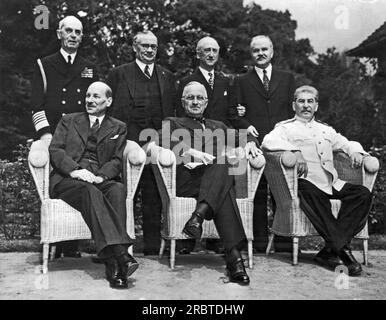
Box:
[336,248,362,277]
[226,258,250,285]
[314,247,343,270]
[182,213,203,239]
[117,253,139,279]
[105,259,128,289]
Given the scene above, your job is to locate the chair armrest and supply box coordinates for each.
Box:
[125,140,146,199]
[28,140,50,201]
[246,154,266,199]
[333,151,379,191]
[149,144,176,198]
[264,151,298,201]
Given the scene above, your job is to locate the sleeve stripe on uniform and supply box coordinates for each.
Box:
[32,110,50,132]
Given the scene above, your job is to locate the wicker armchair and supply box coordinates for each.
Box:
[264,150,379,265]
[150,145,266,269]
[28,139,146,273]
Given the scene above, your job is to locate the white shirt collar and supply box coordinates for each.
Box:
[89,114,105,127]
[60,48,77,64]
[136,59,154,76]
[199,67,215,83]
[254,63,272,82]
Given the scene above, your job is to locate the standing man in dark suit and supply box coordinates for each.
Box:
[49,81,138,289]
[107,31,176,255]
[155,81,262,285]
[176,36,249,254]
[176,36,247,129]
[235,35,296,252]
[30,15,98,258]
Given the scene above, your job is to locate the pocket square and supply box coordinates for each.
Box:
[110,134,119,140]
[224,91,228,96]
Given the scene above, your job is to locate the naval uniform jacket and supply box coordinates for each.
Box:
[31,51,98,138]
[261,117,367,194]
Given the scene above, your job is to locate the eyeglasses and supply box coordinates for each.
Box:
[139,43,158,50]
[183,95,208,102]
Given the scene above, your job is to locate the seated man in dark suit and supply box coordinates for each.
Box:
[49,81,138,289]
[152,81,261,285]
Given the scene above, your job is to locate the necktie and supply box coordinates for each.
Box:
[208,72,214,90]
[67,55,72,66]
[144,65,151,79]
[91,118,99,131]
[263,69,269,92]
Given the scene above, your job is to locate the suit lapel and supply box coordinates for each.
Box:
[47,52,69,77]
[97,116,115,144]
[74,113,90,145]
[196,69,212,98]
[125,62,136,99]
[268,67,281,97]
[211,72,225,106]
[155,65,166,106]
[246,69,267,98]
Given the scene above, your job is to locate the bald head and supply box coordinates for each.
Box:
[196,36,220,71]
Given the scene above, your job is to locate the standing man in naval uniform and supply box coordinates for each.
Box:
[30,15,98,257]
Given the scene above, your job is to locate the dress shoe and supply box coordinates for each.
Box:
[182,213,204,239]
[314,247,343,270]
[336,247,362,277]
[226,258,250,285]
[117,253,139,279]
[104,259,128,289]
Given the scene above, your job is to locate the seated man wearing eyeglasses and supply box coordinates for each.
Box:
[151,81,261,285]
[262,85,372,276]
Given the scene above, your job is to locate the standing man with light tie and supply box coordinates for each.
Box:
[107,31,176,255]
[30,15,98,258]
[235,35,296,253]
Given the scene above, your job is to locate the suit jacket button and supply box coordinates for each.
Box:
[62,100,66,104]
[62,88,66,92]
[77,89,81,93]
[78,101,82,105]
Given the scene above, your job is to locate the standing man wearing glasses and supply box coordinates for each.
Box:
[30,15,98,258]
[107,31,176,255]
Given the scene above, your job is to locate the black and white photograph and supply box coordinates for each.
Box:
[0,0,385,305]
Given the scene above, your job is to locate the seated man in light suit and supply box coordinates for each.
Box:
[152,81,261,285]
[262,85,372,276]
[49,81,138,289]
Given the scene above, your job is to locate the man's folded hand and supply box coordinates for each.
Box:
[70,169,97,183]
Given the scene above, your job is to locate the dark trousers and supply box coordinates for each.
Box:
[177,162,246,251]
[140,164,162,252]
[298,179,372,251]
[253,175,292,251]
[52,178,133,259]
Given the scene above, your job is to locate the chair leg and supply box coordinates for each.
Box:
[159,238,166,259]
[49,245,56,261]
[128,245,133,257]
[248,240,253,269]
[42,243,49,274]
[292,237,299,266]
[170,239,176,269]
[266,233,275,255]
[363,239,368,266]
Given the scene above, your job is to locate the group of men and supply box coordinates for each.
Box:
[30,15,373,289]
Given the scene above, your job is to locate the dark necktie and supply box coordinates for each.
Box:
[67,55,72,66]
[144,65,151,79]
[208,72,214,90]
[90,118,99,132]
[263,69,269,92]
